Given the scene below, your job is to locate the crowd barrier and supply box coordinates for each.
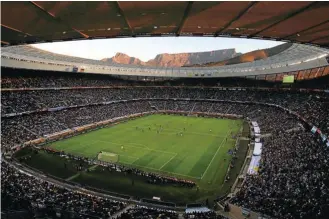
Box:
[253,143,262,156]
[247,122,262,175]
[185,207,211,213]
[311,125,328,145]
[247,156,261,175]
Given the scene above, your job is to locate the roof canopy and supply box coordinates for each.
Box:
[1,1,329,46]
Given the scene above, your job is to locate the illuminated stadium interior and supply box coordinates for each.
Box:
[1,1,329,219]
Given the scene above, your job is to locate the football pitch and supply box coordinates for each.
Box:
[48,114,242,186]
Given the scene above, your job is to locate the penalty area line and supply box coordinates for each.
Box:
[96,140,176,155]
[159,153,178,170]
[119,161,199,179]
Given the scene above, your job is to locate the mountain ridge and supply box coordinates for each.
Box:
[101,49,241,67]
[184,43,291,67]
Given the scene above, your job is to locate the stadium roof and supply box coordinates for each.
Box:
[1,1,329,47]
[2,43,328,70]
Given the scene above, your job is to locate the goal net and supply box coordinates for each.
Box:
[97,151,119,163]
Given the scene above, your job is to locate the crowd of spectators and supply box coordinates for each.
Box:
[2,86,328,134]
[1,100,302,150]
[2,74,329,219]
[117,206,178,219]
[1,75,129,88]
[1,161,127,218]
[2,160,188,219]
[183,211,228,219]
[232,131,329,219]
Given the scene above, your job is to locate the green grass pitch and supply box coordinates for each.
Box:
[48,114,242,187]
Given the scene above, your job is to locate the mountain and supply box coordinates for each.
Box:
[101,49,240,67]
[185,43,292,67]
[101,53,146,65]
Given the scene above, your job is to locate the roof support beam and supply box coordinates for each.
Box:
[176,1,193,36]
[215,1,258,36]
[284,19,329,39]
[29,1,89,38]
[310,34,329,43]
[114,1,134,36]
[1,24,32,36]
[250,2,317,37]
[1,40,10,45]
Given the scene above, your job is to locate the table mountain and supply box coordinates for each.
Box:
[101,49,240,67]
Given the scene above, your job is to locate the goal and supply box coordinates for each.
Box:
[97,151,119,163]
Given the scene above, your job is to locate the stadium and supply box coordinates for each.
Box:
[1,1,329,219]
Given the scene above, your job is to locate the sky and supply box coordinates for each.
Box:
[33,37,284,62]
